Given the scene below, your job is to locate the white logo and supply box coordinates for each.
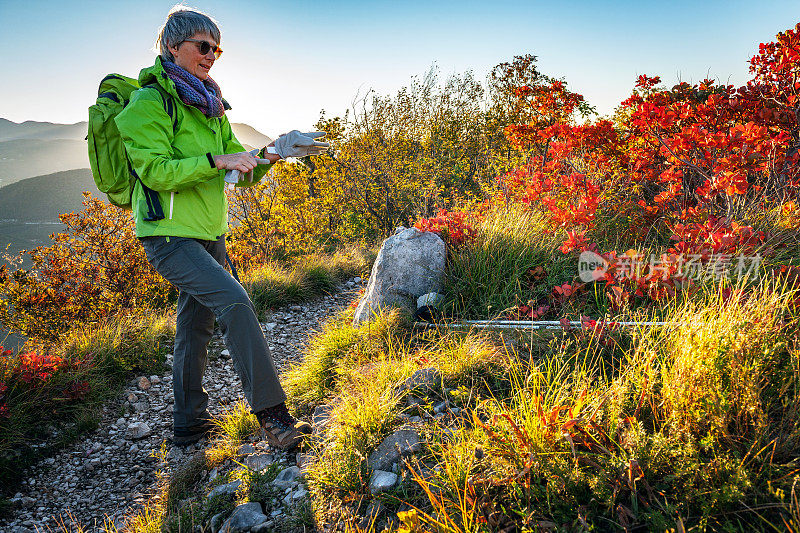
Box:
[578,251,608,282]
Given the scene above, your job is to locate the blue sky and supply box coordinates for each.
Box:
[0,0,798,137]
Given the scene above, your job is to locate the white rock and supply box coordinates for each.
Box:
[369,470,398,494]
[124,422,152,440]
[353,228,446,326]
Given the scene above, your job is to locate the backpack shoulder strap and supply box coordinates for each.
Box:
[142,83,178,134]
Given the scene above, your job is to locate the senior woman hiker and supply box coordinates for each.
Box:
[114,7,328,448]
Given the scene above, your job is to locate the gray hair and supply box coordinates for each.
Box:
[156,5,221,62]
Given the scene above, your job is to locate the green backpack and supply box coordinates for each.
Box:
[87,74,176,220]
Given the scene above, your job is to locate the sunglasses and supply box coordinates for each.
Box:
[182,38,223,59]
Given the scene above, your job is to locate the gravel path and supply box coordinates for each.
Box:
[1,279,363,533]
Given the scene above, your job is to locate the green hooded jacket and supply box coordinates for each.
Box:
[115,56,270,240]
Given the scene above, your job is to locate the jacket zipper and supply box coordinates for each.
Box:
[169,192,175,220]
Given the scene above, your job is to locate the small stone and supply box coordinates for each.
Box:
[272,466,301,489]
[137,376,151,390]
[265,323,277,331]
[312,404,333,429]
[398,368,441,394]
[292,487,308,500]
[149,375,161,384]
[126,392,137,403]
[369,470,398,494]
[132,401,149,413]
[219,502,267,532]
[244,453,273,471]
[237,444,256,456]
[125,422,152,440]
[207,479,242,500]
[433,401,448,414]
[368,429,423,471]
[220,349,230,357]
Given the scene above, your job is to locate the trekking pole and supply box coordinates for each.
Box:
[413,320,686,331]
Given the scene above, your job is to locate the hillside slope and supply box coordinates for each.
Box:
[0,168,97,221]
[231,123,273,150]
[0,118,88,142]
[0,169,97,261]
[0,138,89,187]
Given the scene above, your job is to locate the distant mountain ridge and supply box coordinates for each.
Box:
[0,138,90,188]
[0,118,88,142]
[0,118,272,148]
[0,119,271,189]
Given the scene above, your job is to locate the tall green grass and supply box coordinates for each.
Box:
[443,206,573,319]
[243,247,374,315]
[410,278,800,531]
[286,308,510,526]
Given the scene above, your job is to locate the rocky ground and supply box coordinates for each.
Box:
[0,279,363,533]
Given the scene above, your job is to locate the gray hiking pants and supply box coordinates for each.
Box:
[140,235,286,431]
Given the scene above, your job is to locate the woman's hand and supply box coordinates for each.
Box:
[213,151,258,172]
[260,141,281,164]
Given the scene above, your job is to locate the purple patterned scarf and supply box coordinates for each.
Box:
[162,60,225,118]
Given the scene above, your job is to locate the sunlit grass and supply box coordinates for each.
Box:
[405,277,800,531]
[443,205,573,319]
[242,247,375,315]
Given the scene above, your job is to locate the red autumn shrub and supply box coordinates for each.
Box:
[414,208,479,247]
[501,23,800,256]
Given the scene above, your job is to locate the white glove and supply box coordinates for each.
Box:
[273,130,329,158]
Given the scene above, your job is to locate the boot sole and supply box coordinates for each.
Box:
[261,428,304,450]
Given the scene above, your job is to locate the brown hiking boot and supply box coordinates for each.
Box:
[256,403,312,450]
[171,419,216,446]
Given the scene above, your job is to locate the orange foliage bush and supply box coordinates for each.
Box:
[496,22,800,314]
[502,23,800,254]
[0,193,172,341]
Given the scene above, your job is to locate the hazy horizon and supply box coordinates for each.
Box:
[1,1,798,138]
